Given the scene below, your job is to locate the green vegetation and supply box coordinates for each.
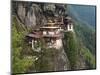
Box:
[12,17,36,73]
[12,2,96,73]
[74,21,96,68]
[81,47,96,68]
[63,30,96,69]
[74,22,96,55]
[63,31,78,70]
[12,17,59,73]
[67,6,96,69]
[12,16,96,73]
[35,48,58,72]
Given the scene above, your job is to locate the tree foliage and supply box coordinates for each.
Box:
[74,22,96,55]
[35,47,58,72]
[12,17,34,73]
[74,21,96,69]
[63,31,78,69]
[81,47,96,69]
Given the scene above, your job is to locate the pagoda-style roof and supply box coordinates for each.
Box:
[46,23,55,25]
[40,26,60,29]
[26,30,41,39]
[26,33,62,39]
[26,34,41,38]
[43,34,62,38]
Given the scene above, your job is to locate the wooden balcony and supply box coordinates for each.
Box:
[43,34,62,38]
[40,26,60,29]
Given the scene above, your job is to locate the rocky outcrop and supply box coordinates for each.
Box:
[17,3,26,24]
[12,1,76,72]
[55,47,70,70]
[13,2,67,29]
[16,2,46,29]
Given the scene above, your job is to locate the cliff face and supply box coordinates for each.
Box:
[13,2,46,29]
[12,1,95,73]
[12,1,67,29]
[12,1,70,72]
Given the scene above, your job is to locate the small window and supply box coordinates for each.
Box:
[69,24,71,29]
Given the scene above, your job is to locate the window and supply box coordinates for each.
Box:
[69,24,71,29]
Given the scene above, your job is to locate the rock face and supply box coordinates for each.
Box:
[12,1,96,73]
[25,4,36,28]
[13,2,67,29]
[12,1,70,71]
[17,3,26,24]
[16,2,46,29]
[55,47,70,70]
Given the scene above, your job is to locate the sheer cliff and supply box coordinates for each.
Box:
[12,1,96,74]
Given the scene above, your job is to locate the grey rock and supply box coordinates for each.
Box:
[17,3,26,24]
